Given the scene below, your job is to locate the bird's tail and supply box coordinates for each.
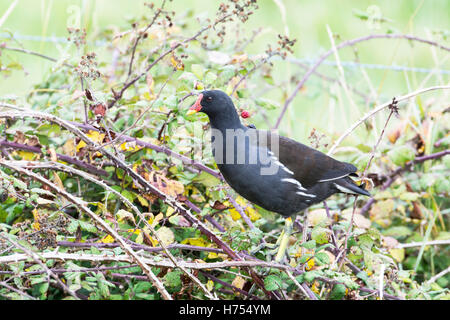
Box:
[334,176,371,197]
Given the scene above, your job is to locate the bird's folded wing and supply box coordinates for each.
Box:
[258,131,357,188]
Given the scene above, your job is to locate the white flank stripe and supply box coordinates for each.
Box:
[296,191,316,198]
[334,183,359,194]
[270,154,294,176]
[282,166,294,175]
[281,178,306,190]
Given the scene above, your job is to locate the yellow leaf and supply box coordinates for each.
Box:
[120,141,142,152]
[156,226,175,246]
[117,209,136,224]
[231,276,246,292]
[181,237,210,247]
[76,140,87,152]
[127,228,141,235]
[206,280,214,292]
[207,252,218,259]
[146,73,154,94]
[135,231,144,244]
[52,172,65,191]
[150,212,164,227]
[86,130,105,143]
[76,130,105,151]
[17,150,36,161]
[32,209,40,221]
[236,196,246,207]
[207,252,227,260]
[137,195,149,207]
[100,235,115,243]
[170,55,184,70]
[246,206,261,222]
[32,208,41,230]
[229,208,241,221]
[166,206,175,217]
[389,248,405,262]
[306,257,315,271]
[311,281,320,294]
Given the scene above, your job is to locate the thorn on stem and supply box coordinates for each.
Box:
[388,97,399,116]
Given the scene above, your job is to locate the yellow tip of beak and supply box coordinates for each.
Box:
[186,109,198,116]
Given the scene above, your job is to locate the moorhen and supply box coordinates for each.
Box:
[187,90,370,262]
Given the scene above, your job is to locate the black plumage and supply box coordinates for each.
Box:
[188,90,370,217]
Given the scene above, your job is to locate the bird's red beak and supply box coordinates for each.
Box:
[187,94,203,115]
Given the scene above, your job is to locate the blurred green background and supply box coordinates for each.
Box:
[1,0,449,142]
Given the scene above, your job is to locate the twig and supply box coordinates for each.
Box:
[226,193,256,230]
[285,270,313,300]
[274,34,450,129]
[127,0,167,77]
[0,251,292,269]
[323,201,339,254]
[327,85,450,155]
[200,271,259,299]
[67,120,222,179]
[0,161,173,300]
[361,97,398,174]
[108,12,233,109]
[4,159,216,299]
[360,149,450,215]
[426,266,450,286]
[0,281,37,300]
[0,250,403,300]
[0,45,72,67]
[0,233,80,300]
[0,139,108,176]
[56,240,224,254]
[0,107,265,296]
[325,25,359,117]
[395,239,450,249]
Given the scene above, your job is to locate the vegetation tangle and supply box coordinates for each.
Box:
[0,0,449,300]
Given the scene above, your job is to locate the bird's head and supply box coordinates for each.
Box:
[187,90,235,118]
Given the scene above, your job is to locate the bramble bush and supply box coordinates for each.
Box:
[0,0,449,300]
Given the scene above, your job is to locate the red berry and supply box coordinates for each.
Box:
[241,110,250,118]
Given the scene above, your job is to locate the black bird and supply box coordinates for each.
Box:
[187,90,370,262]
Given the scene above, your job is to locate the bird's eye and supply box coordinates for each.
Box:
[206,96,213,102]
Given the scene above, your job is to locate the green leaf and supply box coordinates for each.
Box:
[387,146,415,166]
[13,178,28,190]
[120,190,135,204]
[191,64,204,80]
[311,226,329,244]
[264,275,282,291]
[315,252,330,265]
[133,281,152,293]
[78,220,98,233]
[329,284,346,300]
[382,226,413,238]
[164,270,182,288]
[304,270,321,283]
[357,233,374,249]
[164,95,178,110]
[356,271,369,284]
[193,171,220,187]
[301,240,317,249]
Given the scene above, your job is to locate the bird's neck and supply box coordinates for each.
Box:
[208,111,244,132]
